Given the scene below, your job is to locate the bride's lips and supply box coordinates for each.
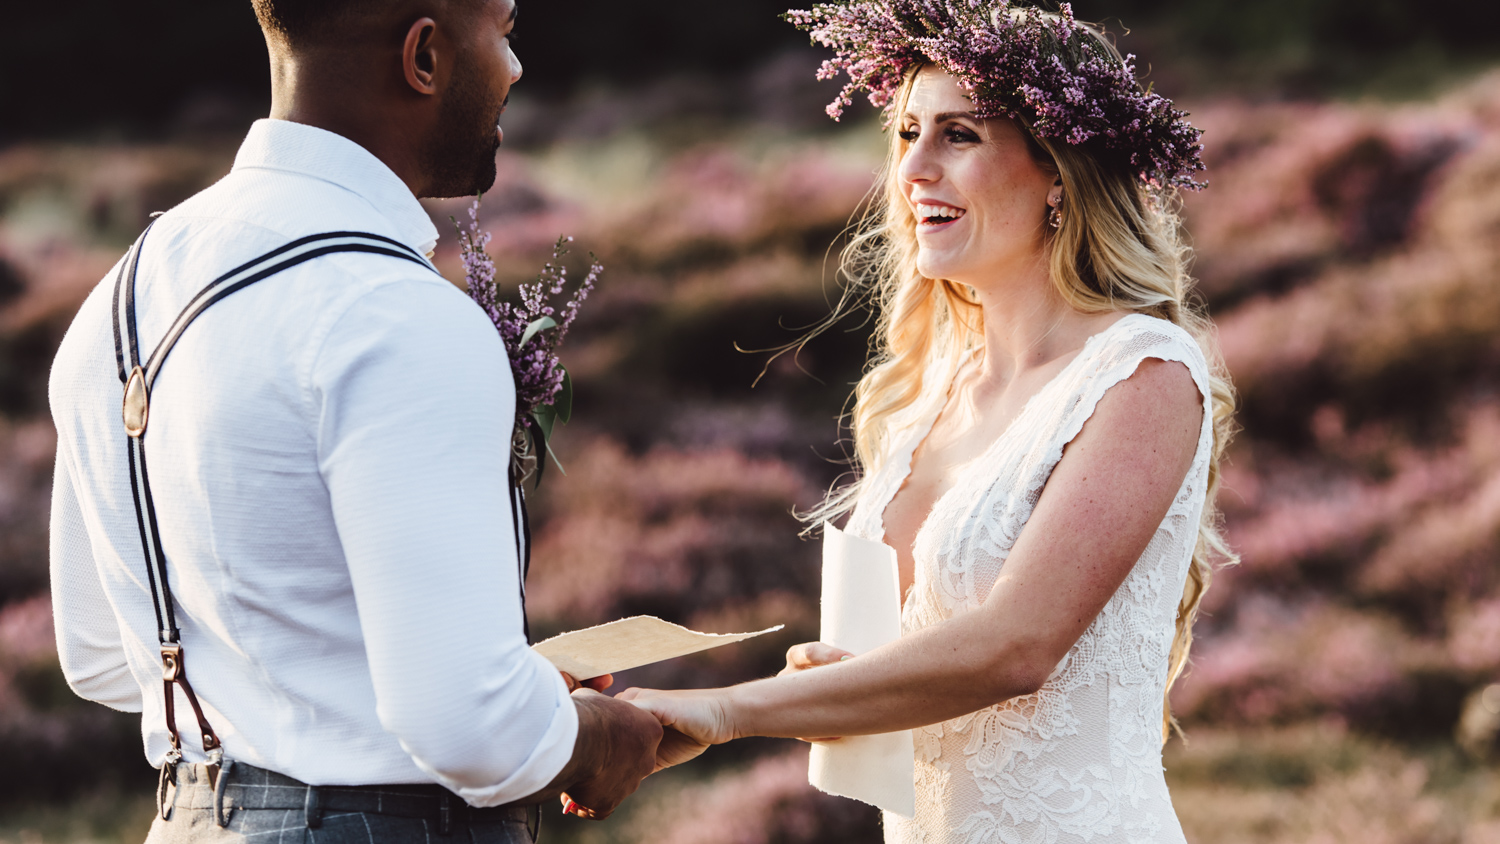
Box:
[914,200,967,232]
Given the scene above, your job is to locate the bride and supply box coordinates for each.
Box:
[611,3,1237,841]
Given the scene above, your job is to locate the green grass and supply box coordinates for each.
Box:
[0,790,154,844]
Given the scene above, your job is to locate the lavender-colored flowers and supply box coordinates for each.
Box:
[459,199,599,474]
[785,0,1207,189]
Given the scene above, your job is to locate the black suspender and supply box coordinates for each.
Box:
[111,224,532,774]
[508,463,533,644]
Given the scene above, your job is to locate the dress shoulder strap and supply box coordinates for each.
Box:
[1039,315,1213,476]
[1082,314,1211,404]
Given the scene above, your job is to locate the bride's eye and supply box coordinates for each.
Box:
[898,128,920,142]
[945,125,980,144]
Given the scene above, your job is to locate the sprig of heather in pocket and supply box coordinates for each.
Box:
[457,198,599,476]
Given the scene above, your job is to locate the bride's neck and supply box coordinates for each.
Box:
[970,271,1085,383]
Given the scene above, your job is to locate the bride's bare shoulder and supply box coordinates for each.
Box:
[1072,356,1202,467]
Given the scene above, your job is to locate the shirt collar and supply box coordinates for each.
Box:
[232,119,440,258]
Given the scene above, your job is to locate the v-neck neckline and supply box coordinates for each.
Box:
[873,313,1142,546]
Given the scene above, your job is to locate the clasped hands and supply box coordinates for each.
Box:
[554,642,854,819]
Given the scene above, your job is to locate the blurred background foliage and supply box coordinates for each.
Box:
[4,0,1500,141]
[2,2,1500,844]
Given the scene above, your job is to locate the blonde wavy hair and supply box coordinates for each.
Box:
[808,58,1238,743]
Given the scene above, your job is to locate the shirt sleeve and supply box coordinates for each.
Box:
[49,450,144,712]
[311,276,577,806]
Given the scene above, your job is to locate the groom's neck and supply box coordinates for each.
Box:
[266,48,432,197]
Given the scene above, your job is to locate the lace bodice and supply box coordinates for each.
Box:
[846,315,1212,844]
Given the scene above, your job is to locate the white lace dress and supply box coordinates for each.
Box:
[844,314,1212,844]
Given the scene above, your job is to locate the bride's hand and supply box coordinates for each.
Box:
[779,642,853,677]
[617,687,734,771]
[779,642,853,742]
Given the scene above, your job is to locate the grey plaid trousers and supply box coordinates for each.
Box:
[145,762,540,844]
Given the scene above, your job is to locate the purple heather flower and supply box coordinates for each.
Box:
[785,0,1206,189]
[458,199,598,436]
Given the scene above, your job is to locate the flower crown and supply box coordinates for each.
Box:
[785,0,1206,190]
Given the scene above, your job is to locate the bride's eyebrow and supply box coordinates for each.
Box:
[900,110,979,127]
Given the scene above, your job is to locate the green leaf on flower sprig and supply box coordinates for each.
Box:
[520,316,557,351]
[527,368,572,488]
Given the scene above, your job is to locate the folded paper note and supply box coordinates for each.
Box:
[808,521,916,818]
[532,616,783,681]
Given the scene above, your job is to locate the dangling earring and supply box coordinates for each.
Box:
[1047,194,1064,229]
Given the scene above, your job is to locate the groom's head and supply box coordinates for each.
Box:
[252,0,522,198]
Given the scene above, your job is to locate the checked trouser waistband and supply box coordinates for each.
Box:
[161,759,539,837]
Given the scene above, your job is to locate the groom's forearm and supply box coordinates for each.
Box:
[725,607,1047,740]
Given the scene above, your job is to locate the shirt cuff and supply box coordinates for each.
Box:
[454,656,579,807]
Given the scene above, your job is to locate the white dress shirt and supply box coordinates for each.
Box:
[48,119,577,805]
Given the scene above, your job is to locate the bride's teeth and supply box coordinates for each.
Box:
[917,203,965,221]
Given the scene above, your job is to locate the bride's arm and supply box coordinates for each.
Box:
[622,359,1203,747]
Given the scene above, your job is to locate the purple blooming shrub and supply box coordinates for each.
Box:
[640,747,880,844]
[459,199,598,468]
[786,0,1206,188]
[527,438,819,625]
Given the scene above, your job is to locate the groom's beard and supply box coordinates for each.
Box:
[423,77,505,199]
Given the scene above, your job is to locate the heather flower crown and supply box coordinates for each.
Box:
[785,0,1206,189]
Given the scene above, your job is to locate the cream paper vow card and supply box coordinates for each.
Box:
[532,616,783,681]
[808,521,916,818]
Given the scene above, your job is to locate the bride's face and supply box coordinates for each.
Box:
[897,68,1059,286]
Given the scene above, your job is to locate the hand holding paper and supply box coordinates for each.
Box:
[807,521,916,818]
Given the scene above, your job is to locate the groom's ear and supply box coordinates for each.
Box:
[401,17,441,96]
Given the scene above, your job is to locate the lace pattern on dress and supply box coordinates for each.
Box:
[848,315,1212,844]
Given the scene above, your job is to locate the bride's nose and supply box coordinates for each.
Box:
[899,135,942,186]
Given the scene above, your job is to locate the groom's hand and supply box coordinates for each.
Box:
[779,642,852,742]
[544,689,661,820]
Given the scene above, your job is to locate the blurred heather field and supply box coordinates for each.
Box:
[4,2,1500,843]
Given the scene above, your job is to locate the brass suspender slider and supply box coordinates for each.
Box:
[161,643,183,682]
[123,366,150,438]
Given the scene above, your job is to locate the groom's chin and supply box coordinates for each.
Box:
[423,157,499,200]
[467,159,499,197]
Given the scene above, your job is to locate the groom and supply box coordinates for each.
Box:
[48,1,662,842]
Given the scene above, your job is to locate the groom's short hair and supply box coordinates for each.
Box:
[252,0,487,48]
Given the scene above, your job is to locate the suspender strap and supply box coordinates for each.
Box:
[111,226,440,766]
[508,464,532,644]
